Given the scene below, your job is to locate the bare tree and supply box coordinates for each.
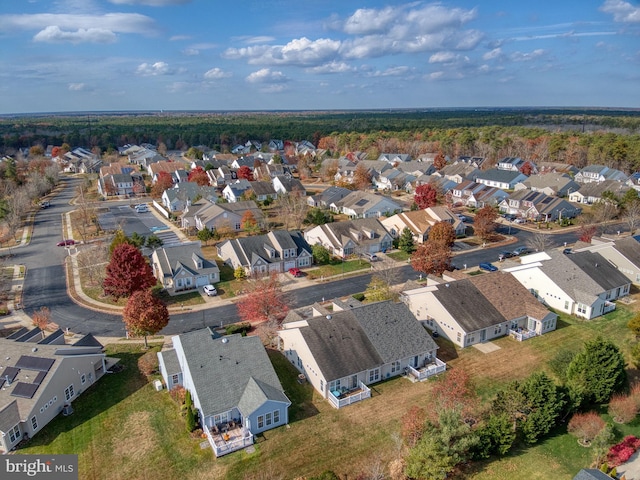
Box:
[75,183,97,241]
[275,191,308,230]
[76,242,109,287]
[527,232,553,253]
[622,199,640,234]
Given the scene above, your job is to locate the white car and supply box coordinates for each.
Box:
[203,285,217,296]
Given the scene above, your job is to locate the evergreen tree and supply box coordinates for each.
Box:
[398,227,416,253]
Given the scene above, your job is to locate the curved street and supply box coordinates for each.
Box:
[2,176,585,338]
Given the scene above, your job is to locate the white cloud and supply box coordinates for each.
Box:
[136,61,172,76]
[203,68,231,80]
[170,35,191,41]
[235,35,276,45]
[305,61,355,74]
[34,26,117,43]
[225,37,341,66]
[342,6,398,35]
[183,48,199,56]
[600,0,640,23]
[483,48,503,60]
[510,49,546,62]
[246,68,288,84]
[429,52,457,63]
[109,0,191,6]
[68,83,87,91]
[369,66,411,77]
[0,13,157,42]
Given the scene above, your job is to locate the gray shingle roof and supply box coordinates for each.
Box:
[568,250,631,291]
[573,469,614,480]
[614,236,640,266]
[176,330,288,417]
[159,349,181,376]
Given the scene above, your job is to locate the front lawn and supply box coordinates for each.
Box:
[305,258,370,279]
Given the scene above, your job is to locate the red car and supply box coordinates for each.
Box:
[56,239,76,247]
[288,267,303,277]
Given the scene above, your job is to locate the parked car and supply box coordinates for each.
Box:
[56,239,75,247]
[499,251,514,259]
[512,246,531,256]
[562,248,573,255]
[456,214,468,222]
[514,217,527,224]
[40,201,50,209]
[135,204,148,213]
[364,253,379,262]
[502,213,516,221]
[203,284,217,296]
[288,267,303,277]
[479,262,498,272]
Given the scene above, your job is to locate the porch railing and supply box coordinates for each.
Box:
[328,381,371,409]
[509,329,537,341]
[407,358,446,381]
[604,301,616,314]
[205,426,253,457]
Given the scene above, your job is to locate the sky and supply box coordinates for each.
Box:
[0,0,639,114]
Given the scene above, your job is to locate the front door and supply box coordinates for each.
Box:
[351,375,358,389]
[480,329,486,342]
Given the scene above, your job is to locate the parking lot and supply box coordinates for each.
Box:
[97,205,182,246]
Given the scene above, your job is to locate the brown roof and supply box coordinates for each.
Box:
[469,271,551,320]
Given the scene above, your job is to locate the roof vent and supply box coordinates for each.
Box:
[32,347,37,352]
[221,338,229,344]
[445,284,450,287]
[326,315,332,320]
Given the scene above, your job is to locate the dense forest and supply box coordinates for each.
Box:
[1,108,640,172]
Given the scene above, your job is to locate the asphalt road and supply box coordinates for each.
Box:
[5,177,582,338]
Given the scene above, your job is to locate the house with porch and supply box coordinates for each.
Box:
[381,207,465,244]
[0,329,112,453]
[182,199,265,233]
[568,180,632,205]
[514,172,580,198]
[475,169,529,190]
[304,218,393,258]
[498,189,581,222]
[158,329,290,457]
[401,272,558,348]
[450,180,509,208]
[307,186,352,208]
[151,241,219,294]
[575,235,640,286]
[278,300,443,408]
[504,250,631,320]
[161,182,218,212]
[217,230,312,276]
[330,191,402,218]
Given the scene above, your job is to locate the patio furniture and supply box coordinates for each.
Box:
[331,389,341,398]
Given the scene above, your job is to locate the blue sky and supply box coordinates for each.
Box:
[0,0,638,114]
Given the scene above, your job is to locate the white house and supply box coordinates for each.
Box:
[151,242,220,294]
[304,218,393,257]
[330,191,402,218]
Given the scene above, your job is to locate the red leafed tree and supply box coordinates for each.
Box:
[414,183,438,209]
[123,289,169,348]
[429,369,478,422]
[237,165,254,181]
[434,151,447,170]
[51,146,61,158]
[241,210,259,233]
[151,171,174,197]
[578,224,598,243]
[188,166,210,186]
[410,241,452,276]
[103,244,156,300]
[428,221,456,248]
[608,394,638,424]
[401,405,426,447]
[519,162,534,176]
[237,274,289,326]
[567,411,606,445]
[473,205,498,241]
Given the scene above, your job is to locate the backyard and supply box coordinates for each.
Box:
[17,296,640,479]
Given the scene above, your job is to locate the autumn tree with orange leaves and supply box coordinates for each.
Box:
[187,166,210,186]
[103,244,156,300]
[123,289,169,348]
[414,183,438,209]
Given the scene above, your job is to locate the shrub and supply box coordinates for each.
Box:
[607,436,640,467]
[169,385,186,404]
[225,322,252,336]
[609,393,638,424]
[631,382,640,407]
[137,350,159,377]
[568,411,606,446]
[352,293,365,301]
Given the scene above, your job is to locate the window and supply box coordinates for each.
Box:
[457,332,461,342]
[266,412,272,426]
[171,374,179,385]
[369,368,380,383]
[40,407,44,414]
[564,300,569,310]
[53,396,57,403]
[257,415,264,429]
[81,374,86,385]
[274,410,280,424]
[31,416,38,430]
[64,384,75,402]
[577,303,587,315]
[391,361,400,373]
[9,425,20,443]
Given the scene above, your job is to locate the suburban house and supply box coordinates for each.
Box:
[330,191,402,218]
[395,161,437,176]
[151,241,220,294]
[272,175,306,196]
[504,250,631,320]
[374,168,417,192]
[222,179,253,203]
[568,180,632,205]
[161,182,219,212]
[158,328,290,457]
[537,161,579,176]
[575,235,640,286]
[450,180,509,208]
[402,272,558,348]
[278,300,443,408]
[475,169,529,190]
[433,163,480,184]
[61,147,102,173]
[249,181,278,201]
[0,329,112,453]
[381,207,465,244]
[182,200,265,233]
[254,163,290,180]
[217,230,313,276]
[208,165,237,187]
[304,218,393,257]
[377,153,412,164]
[455,156,486,169]
[575,165,628,184]
[231,156,258,170]
[498,189,581,222]
[514,172,580,197]
[497,157,528,172]
[148,161,186,183]
[307,186,352,208]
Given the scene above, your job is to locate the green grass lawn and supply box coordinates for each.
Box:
[386,250,411,262]
[305,259,370,279]
[18,303,640,480]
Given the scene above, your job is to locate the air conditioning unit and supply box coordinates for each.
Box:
[154,380,163,391]
[62,404,74,416]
